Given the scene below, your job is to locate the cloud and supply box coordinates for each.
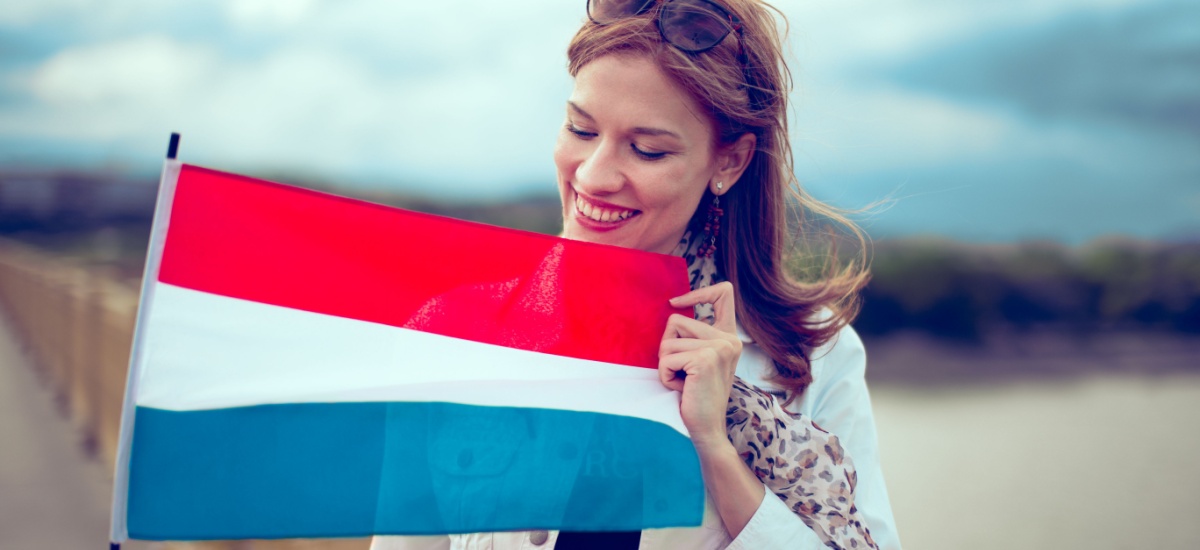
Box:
[1,0,94,25]
[882,0,1200,136]
[0,0,195,35]
[772,0,1200,242]
[225,0,316,29]
[776,0,1145,77]
[792,85,1018,178]
[0,1,582,194]
[25,35,216,109]
[6,34,564,188]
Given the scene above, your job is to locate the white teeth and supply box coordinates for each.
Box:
[575,194,635,223]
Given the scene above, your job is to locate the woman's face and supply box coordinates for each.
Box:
[553,54,722,255]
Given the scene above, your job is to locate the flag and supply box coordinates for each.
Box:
[109,162,704,543]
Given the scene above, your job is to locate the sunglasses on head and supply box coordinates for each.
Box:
[587,0,744,54]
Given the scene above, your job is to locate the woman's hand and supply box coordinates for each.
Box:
[660,282,764,538]
[659,281,743,449]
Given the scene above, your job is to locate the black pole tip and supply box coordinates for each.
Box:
[167,132,181,160]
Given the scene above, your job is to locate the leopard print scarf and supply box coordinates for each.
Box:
[671,231,877,550]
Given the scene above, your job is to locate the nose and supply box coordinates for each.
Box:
[573,138,624,196]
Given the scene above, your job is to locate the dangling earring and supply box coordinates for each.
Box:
[700,182,724,258]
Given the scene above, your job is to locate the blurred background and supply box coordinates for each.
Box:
[1,0,1197,548]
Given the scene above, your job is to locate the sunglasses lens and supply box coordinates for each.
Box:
[659,0,732,51]
[589,0,656,24]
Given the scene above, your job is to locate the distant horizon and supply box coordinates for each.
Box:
[2,163,1196,246]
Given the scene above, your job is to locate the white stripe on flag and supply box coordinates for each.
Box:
[137,283,688,435]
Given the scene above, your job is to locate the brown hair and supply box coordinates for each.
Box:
[567,0,870,401]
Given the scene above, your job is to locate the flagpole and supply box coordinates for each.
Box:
[108,133,184,549]
[167,132,180,160]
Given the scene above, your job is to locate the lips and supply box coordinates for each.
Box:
[573,194,639,224]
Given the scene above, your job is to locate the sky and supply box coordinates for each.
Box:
[0,0,1197,243]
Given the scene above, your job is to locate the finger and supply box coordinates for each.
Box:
[659,337,710,357]
[668,281,731,308]
[669,281,737,333]
[663,312,732,342]
[658,348,717,389]
[658,354,687,392]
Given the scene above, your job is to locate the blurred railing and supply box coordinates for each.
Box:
[0,238,135,470]
[0,238,368,550]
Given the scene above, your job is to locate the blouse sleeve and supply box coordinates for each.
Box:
[725,378,877,549]
[726,487,826,549]
[369,535,450,550]
[799,325,902,550]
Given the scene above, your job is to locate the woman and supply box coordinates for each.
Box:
[375,0,900,547]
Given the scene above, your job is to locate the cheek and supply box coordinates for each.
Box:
[553,137,592,221]
[552,141,571,208]
[553,134,580,181]
[638,165,706,217]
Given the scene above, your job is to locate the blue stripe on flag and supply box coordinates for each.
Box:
[128,402,703,539]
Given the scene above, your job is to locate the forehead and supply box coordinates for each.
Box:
[571,53,713,143]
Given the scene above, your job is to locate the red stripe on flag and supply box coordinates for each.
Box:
[157,165,691,369]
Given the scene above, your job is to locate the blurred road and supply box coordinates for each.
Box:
[0,308,152,550]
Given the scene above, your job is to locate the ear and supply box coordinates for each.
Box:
[710,132,757,195]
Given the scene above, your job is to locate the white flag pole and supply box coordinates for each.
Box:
[108,133,184,548]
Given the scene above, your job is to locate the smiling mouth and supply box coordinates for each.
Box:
[574,195,639,223]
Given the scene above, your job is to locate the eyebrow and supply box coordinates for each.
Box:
[568,101,683,140]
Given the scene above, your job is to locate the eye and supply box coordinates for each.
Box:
[566,123,596,139]
[631,143,668,160]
